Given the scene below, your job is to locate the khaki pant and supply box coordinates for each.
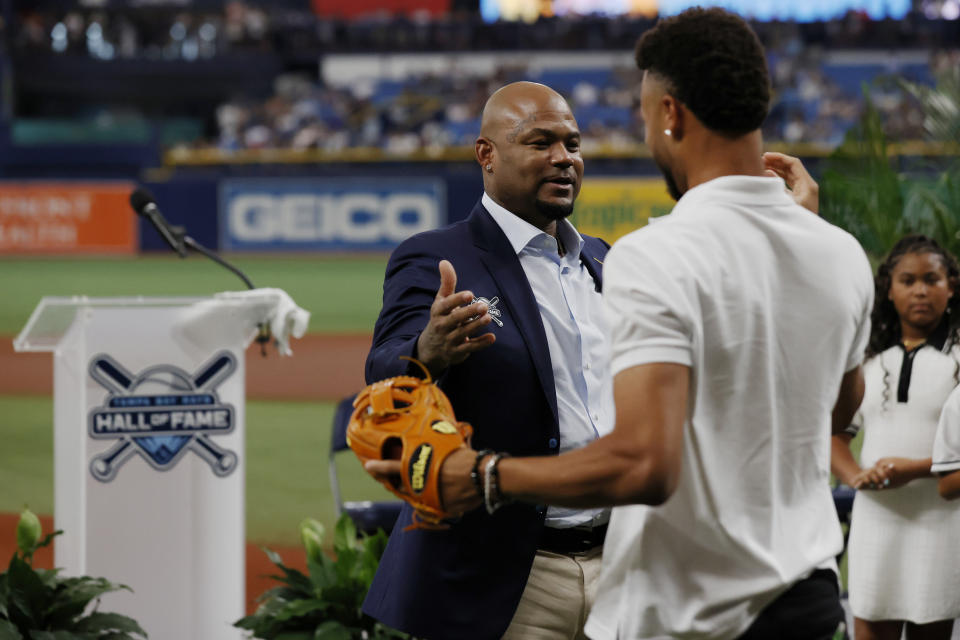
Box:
[501,547,604,640]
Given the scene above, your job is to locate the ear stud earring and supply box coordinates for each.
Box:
[485,164,493,172]
[664,129,672,136]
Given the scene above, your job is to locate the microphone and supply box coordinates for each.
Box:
[130,188,188,258]
[129,186,273,354]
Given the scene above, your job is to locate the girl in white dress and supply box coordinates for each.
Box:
[831,234,960,640]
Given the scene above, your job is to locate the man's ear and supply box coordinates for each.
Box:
[662,94,684,141]
[476,136,494,169]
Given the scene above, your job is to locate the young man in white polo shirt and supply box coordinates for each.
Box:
[394,7,875,639]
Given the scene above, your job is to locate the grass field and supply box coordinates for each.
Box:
[0,394,394,547]
[1,254,395,546]
[0,255,389,335]
[0,254,865,573]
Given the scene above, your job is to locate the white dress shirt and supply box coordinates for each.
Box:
[483,192,613,528]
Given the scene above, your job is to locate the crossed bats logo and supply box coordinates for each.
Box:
[87,352,238,482]
[471,296,503,327]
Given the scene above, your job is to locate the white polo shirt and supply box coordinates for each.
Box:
[586,175,874,640]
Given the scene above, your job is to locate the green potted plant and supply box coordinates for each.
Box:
[236,516,409,639]
[822,71,960,260]
[0,508,147,639]
[897,67,960,258]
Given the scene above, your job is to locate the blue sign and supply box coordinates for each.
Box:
[219,178,446,251]
[657,0,910,21]
[481,0,909,22]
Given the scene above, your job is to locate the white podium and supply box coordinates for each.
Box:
[14,294,286,640]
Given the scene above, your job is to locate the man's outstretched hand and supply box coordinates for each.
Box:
[416,260,496,377]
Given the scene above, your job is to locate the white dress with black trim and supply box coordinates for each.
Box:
[846,332,960,623]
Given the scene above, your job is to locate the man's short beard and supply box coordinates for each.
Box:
[656,159,683,202]
[535,199,575,220]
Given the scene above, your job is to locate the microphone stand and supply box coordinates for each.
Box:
[160,223,273,356]
[182,236,255,290]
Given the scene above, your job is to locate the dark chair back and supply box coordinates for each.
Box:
[329,394,402,535]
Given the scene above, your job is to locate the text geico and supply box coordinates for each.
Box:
[228,193,440,242]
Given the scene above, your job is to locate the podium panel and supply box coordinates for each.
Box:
[15,295,289,640]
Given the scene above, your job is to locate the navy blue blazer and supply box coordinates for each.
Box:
[362,201,609,640]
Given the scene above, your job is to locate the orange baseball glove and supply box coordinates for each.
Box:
[347,359,473,530]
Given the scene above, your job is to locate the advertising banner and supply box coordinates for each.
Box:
[220,178,445,252]
[0,182,137,254]
[313,0,450,17]
[569,177,674,245]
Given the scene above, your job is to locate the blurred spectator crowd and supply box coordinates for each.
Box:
[9,3,960,151]
[14,2,275,61]
[208,48,958,153]
[212,65,644,155]
[12,3,960,57]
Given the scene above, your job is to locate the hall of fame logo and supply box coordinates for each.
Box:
[87,352,238,482]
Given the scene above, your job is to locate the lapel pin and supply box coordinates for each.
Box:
[472,296,503,327]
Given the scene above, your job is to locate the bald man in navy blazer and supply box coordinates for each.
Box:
[363,82,613,640]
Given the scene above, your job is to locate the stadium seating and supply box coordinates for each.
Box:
[6,4,957,158]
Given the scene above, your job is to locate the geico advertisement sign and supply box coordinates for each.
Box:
[220,179,445,251]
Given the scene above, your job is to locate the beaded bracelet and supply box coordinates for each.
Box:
[470,449,494,501]
[484,452,512,515]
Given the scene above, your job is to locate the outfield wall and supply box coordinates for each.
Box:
[0,159,688,255]
[3,156,703,255]
[143,162,492,252]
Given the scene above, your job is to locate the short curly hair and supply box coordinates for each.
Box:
[635,7,770,137]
